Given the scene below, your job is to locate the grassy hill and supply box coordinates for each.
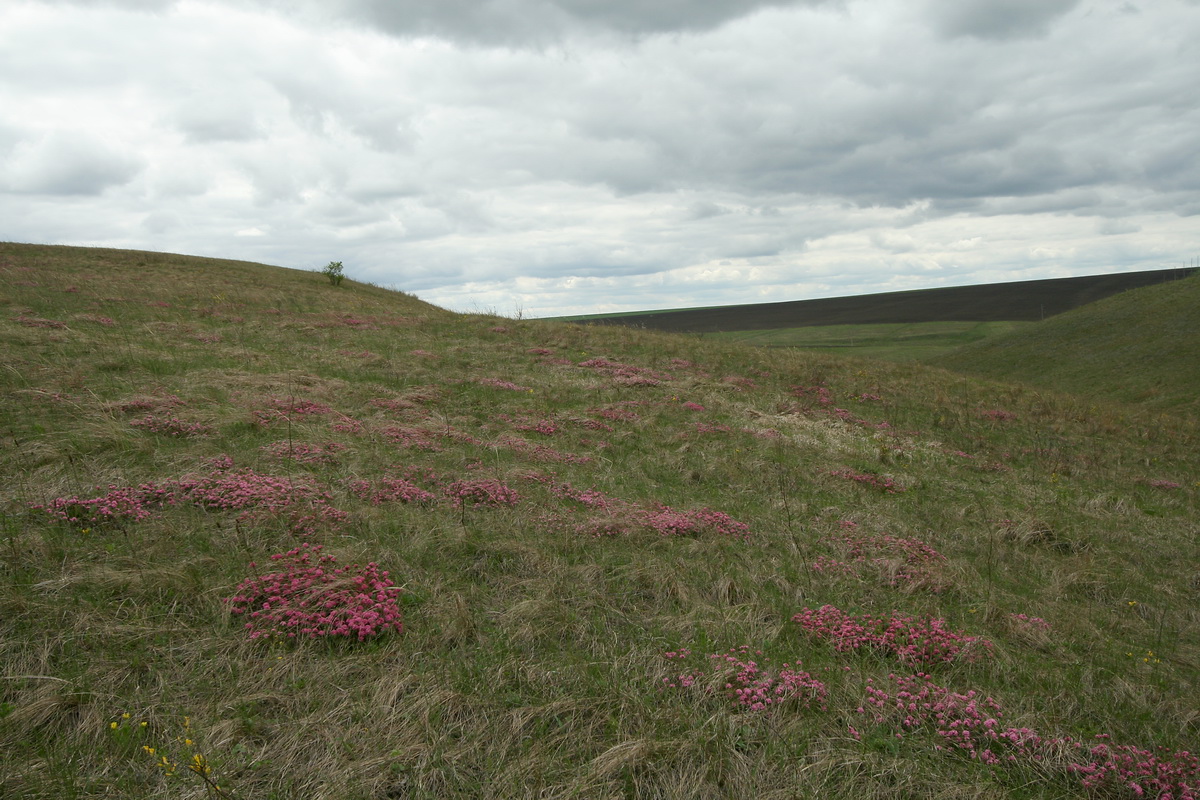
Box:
[2,242,1198,799]
[931,271,1200,417]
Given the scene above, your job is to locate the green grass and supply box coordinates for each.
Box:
[1,242,1198,798]
[931,272,1200,416]
[707,321,1036,362]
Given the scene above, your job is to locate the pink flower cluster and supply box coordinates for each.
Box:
[497,436,594,464]
[252,398,334,426]
[815,528,946,588]
[662,646,828,713]
[129,414,212,438]
[77,314,117,327]
[13,315,67,329]
[37,467,350,533]
[260,441,346,465]
[346,477,437,506]
[35,485,157,527]
[589,404,642,422]
[502,415,558,435]
[578,357,672,386]
[381,425,444,452]
[721,375,757,390]
[857,673,1198,798]
[270,398,334,415]
[641,505,750,540]
[536,477,751,541]
[443,478,521,508]
[1008,613,1051,632]
[857,672,1020,764]
[226,544,403,641]
[790,385,834,405]
[828,469,907,493]
[794,605,993,666]
[981,409,1017,421]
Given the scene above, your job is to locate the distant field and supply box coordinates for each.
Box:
[707,320,1036,362]
[567,268,1196,334]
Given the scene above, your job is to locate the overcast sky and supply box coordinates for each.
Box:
[1,0,1197,317]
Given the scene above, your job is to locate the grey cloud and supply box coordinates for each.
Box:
[924,0,1080,40]
[686,201,730,219]
[0,132,143,195]
[278,0,837,45]
[1098,219,1141,235]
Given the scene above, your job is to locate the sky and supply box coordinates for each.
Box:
[1,0,1197,318]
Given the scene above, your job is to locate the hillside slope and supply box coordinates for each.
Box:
[932,270,1200,416]
[1,242,1197,799]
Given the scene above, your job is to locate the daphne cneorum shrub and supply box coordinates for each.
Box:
[226,544,403,641]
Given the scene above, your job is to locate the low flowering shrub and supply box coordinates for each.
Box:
[444,478,521,508]
[168,468,349,532]
[829,468,906,493]
[855,673,1200,798]
[790,385,834,405]
[251,398,334,426]
[662,646,828,713]
[260,441,346,465]
[347,477,437,506]
[857,672,1015,764]
[13,315,68,329]
[330,415,364,434]
[476,377,531,392]
[721,375,757,390]
[226,544,403,641]
[502,415,558,435]
[589,404,642,422]
[640,505,751,541]
[130,414,212,438]
[816,528,947,589]
[35,485,157,527]
[794,605,993,666]
[579,357,672,385]
[1008,613,1050,632]
[381,425,444,452]
[271,398,334,415]
[76,313,117,327]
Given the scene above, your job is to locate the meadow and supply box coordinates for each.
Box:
[1,242,1197,798]
[705,321,1035,362]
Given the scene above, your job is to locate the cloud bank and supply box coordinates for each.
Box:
[1,0,1197,316]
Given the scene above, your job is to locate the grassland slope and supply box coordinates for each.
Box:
[932,270,1200,417]
[1,242,1197,799]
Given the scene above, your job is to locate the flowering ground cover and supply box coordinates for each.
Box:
[1,243,1197,799]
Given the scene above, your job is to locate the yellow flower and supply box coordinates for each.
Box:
[109,721,118,730]
[122,713,131,719]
